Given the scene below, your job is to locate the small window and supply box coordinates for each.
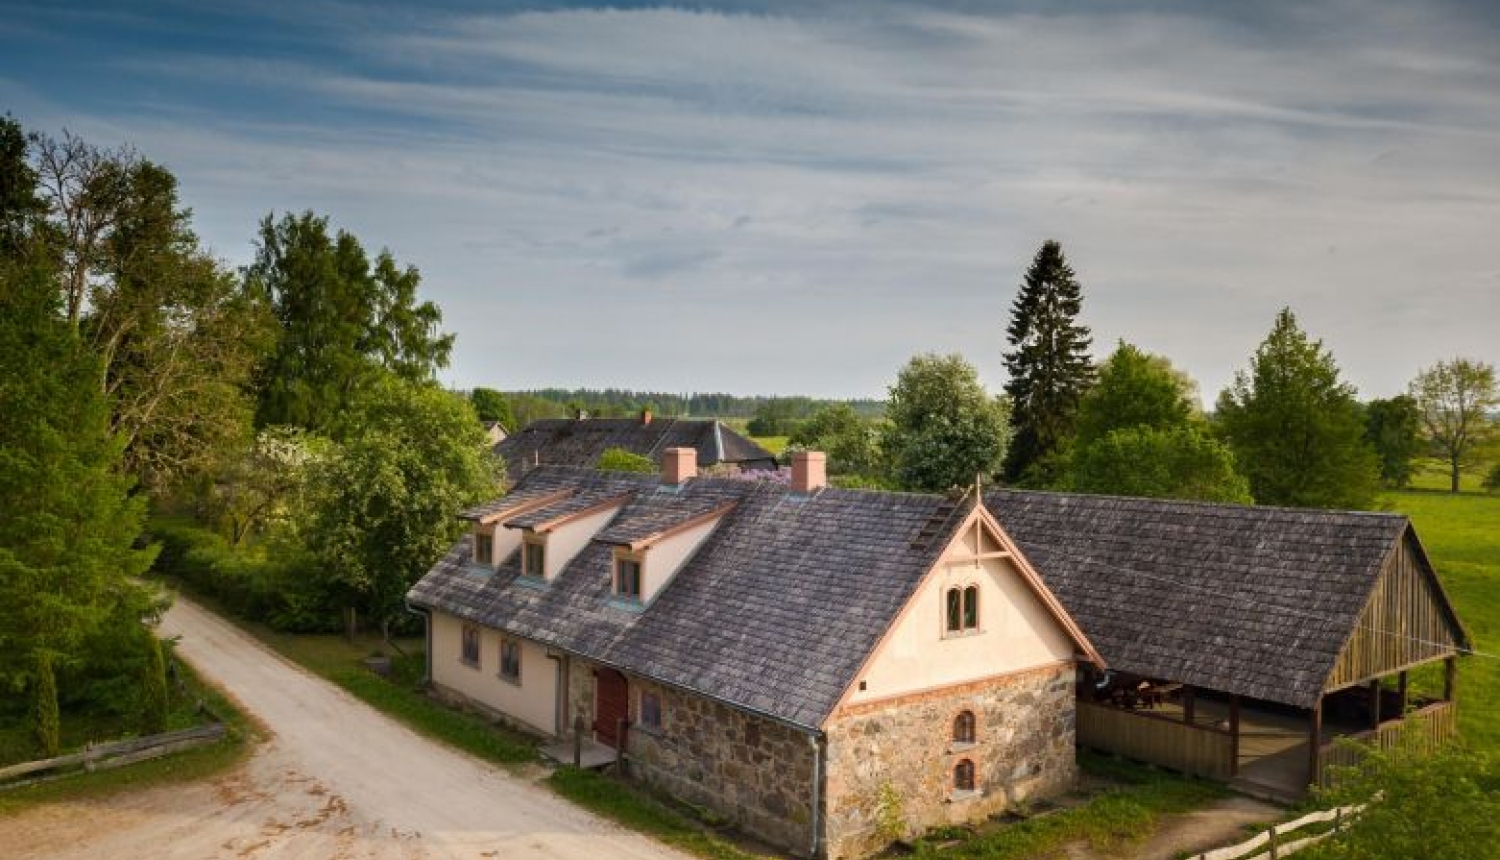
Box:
[954,759,976,793]
[640,690,662,730]
[499,637,521,682]
[523,539,545,578]
[616,558,642,600]
[461,624,481,667]
[946,586,980,634]
[474,532,493,566]
[953,710,976,745]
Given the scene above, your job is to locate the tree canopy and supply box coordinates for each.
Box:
[470,387,515,429]
[1409,358,1498,493]
[787,402,882,477]
[1364,395,1423,489]
[1074,341,1195,446]
[1215,308,1379,509]
[1068,426,1252,503]
[883,353,1011,493]
[249,211,454,434]
[1002,240,1094,485]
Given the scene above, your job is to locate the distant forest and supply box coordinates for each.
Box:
[503,388,886,421]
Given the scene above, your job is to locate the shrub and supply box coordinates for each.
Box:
[597,447,656,473]
[1484,463,1500,494]
[31,652,59,757]
[141,636,169,734]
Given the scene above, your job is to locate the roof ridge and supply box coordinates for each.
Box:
[986,486,1409,522]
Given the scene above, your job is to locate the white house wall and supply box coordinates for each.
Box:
[430,610,559,736]
[641,516,720,603]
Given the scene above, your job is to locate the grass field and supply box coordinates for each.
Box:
[748,435,788,456]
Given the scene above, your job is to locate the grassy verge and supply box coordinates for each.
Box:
[548,767,764,860]
[168,582,536,767]
[0,658,253,816]
[913,753,1228,859]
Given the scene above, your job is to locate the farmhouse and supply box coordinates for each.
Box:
[407,450,1101,859]
[986,489,1469,800]
[494,411,777,481]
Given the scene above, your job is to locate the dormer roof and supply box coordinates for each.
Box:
[594,494,738,550]
[502,489,634,533]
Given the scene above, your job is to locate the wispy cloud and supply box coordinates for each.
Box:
[4,0,1498,397]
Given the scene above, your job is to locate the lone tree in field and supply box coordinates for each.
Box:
[1002,240,1094,485]
[1364,395,1423,489]
[1409,359,1498,493]
[1215,308,1379,510]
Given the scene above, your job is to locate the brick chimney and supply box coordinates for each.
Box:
[791,450,827,494]
[662,447,697,485]
[641,407,653,425]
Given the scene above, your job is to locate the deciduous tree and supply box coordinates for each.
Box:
[1002,240,1094,484]
[1215,309,1379,509]
[788,402,882,477]
[1068,427,1252,503]
[1409,359,1498,493]
[883,354,1010,493]
[1074,342,1195,446]
[470,387,515,429]
[1364,395,1423,489]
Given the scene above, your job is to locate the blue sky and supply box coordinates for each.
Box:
[4,0,1498,400]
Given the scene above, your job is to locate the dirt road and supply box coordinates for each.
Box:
[0,597,690,860]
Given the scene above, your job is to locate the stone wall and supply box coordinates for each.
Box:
[822,662,1077,860]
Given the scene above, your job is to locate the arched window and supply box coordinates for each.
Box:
[953,710,976,745]
[954,759,976,793]
[945,586,980,634]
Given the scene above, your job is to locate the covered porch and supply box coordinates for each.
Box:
[1076,659,1460,800]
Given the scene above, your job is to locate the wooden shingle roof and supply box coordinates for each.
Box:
[495,418,776,480]
[983,489,1445,708]
[409,467,964,729]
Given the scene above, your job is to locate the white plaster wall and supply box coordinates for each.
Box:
[430,611,560,736]
[641,517,720,603]
[541,505,623,580]
[490,521,522,565]
[848,523,1075,705]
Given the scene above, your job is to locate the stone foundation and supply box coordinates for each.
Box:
[822,662,1077,860]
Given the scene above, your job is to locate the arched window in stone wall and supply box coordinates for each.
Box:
[953,710,976,745]
[954,758,976,793]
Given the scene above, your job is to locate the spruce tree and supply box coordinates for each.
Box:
[1002,240,1094,483]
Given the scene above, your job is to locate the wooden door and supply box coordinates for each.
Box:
[594,668,629,748]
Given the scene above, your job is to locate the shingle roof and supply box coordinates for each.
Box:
[983,489,1417,708]
[409,466,965,730]
[494,418,776,480]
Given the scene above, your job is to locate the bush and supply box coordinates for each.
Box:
[597,447,656,473]
[1484,463,1500,493]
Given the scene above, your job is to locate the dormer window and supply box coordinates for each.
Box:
[615,556,643,601]
[474,532,493,566]
[945,585,980,635]
[523,538,546,578]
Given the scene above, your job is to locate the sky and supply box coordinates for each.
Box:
[3,0,1498,401]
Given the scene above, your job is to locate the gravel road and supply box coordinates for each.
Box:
[0,596,690,860]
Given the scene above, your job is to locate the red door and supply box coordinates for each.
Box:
[594,668,629,749]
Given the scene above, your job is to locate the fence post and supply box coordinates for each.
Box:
[1334,805,1342,834]
[1269,824,1279,860]
[616,717,628,773]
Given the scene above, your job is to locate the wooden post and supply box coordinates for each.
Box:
[1308,698,1323,789]
[572,714,584,768]
[1229,695,1241,777]
[1369,680,1381,728]
[1182,686,1195,726]
[1444,656,1457,702]
[1269,823,1280,860]
[1398,671,1409,715]
[615,718,629,771]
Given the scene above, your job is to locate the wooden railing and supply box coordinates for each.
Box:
[0,723,227,790]
[1187,800,1371,860]
[1318,700,1456,786]
[1077,700,1234,780]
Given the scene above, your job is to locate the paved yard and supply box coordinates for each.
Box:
[0,597,689,860]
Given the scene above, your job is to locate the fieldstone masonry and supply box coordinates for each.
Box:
[822,663,1077,859]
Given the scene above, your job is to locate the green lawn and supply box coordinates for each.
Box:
[748,435,788,456]
[1384,483,1500,751]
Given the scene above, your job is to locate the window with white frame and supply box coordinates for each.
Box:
[945,585,980,634]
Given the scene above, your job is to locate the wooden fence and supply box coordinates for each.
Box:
[1317,700,1456,786]
[1077,700,1234,780]
[0,723,226,790]
[1186,801,1370,860]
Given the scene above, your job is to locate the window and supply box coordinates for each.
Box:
[954,759,976,793]
[945,585,980,634]
[523,539,545,578]
[499,638,521,682]
[616,557,642,600]
[953,710,976,745]
[640,690,662,730]
[474,532,493,566]
[461,624,480,667]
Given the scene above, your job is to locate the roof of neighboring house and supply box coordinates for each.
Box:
[494,418,776,480]
[409,466,982,730]
[983,489,1456,709]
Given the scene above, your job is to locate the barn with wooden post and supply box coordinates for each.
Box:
[984,490,1469,800]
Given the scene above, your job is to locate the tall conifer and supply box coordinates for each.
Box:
[1002,240,1094,483]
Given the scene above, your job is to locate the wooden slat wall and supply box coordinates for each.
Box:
[1325,533,1460,691]
[1317,700,1457,786]
[1077,701,1234,780]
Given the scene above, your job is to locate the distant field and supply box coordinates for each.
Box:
[1384,479,1500,752]
[749,435,788,456]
